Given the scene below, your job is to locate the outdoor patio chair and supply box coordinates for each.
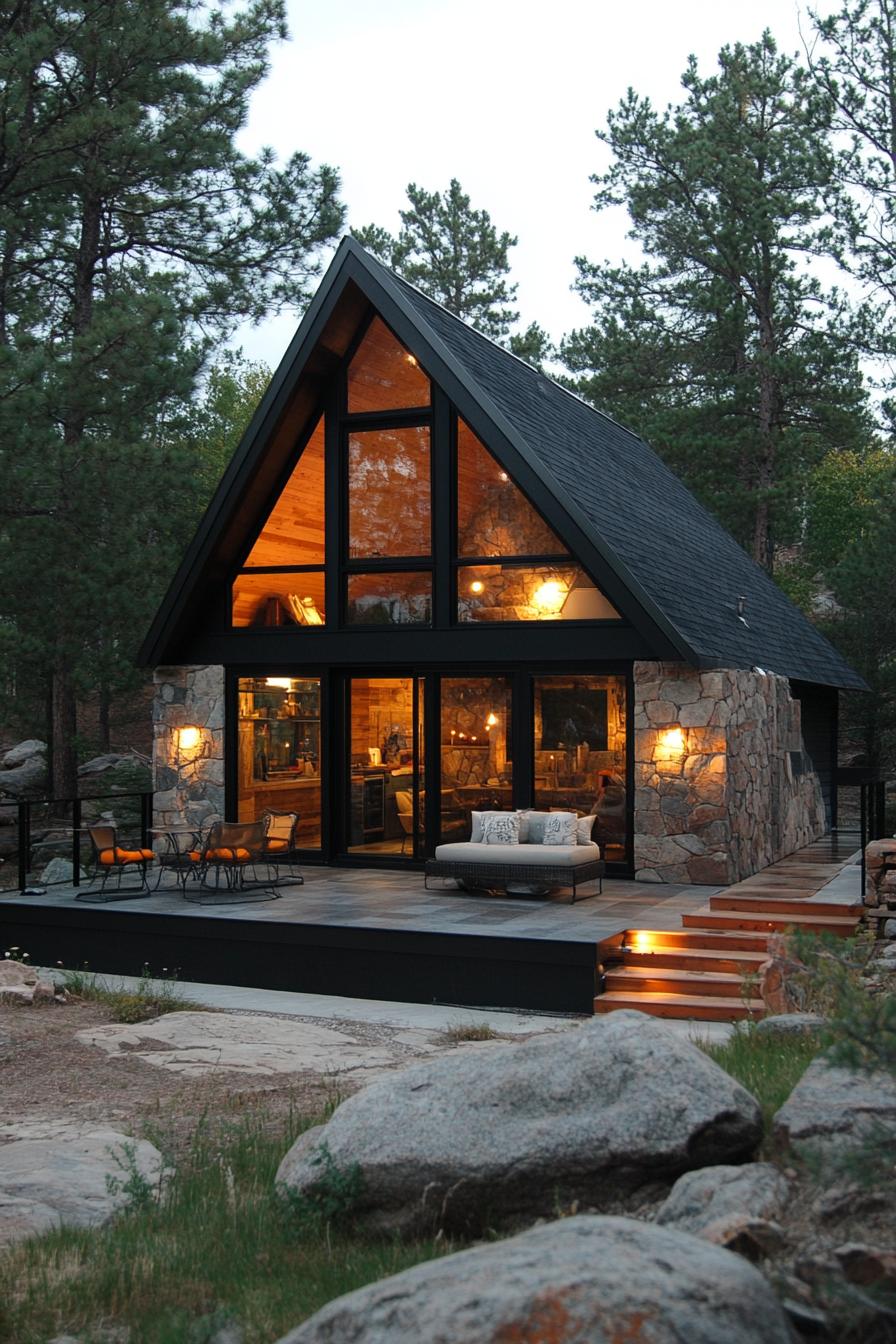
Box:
[78,824,155,903]
[261,810,304,886]
[188,820,279,904]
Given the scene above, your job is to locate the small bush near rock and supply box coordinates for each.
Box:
[439,1020,499,1044]
[61,966,193,1023]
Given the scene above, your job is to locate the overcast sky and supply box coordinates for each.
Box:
[233,0,824,370]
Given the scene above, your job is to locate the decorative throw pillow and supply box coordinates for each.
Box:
[521,810,549,844]
[515,810,530,843]
[542,811,577,846]
[481,812,521,845]
[470,810,485,842]
[576,815,597,846]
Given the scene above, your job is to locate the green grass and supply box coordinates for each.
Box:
[0,1103,445,1344]
[700,1022,824,1130]
[60,965,196,1023]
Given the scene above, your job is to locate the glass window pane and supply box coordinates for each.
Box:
[237,676,322,849]
[533,675,627,865]
[348,426,430,558]
[347,316,431,413]
[232,572,325,628]
[346,571,431,625]
[440,676,513,841]
[348,677,418,854]
[457,419,567,558]
[457,564,619,623]
[244,417,325,567]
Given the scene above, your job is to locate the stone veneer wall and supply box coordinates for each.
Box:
[152,666,226,832]
[633,661,827,885]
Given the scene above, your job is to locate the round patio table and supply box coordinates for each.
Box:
[149,825,206,891]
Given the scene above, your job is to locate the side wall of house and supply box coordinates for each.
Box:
[152,665,226,832]
[633,662,827,884]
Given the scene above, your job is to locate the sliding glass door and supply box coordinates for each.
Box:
[345,675,425,858]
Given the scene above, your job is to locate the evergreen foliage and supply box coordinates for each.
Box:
[562,32,870,572]
[0,0,343,788]
[354,178,519,339]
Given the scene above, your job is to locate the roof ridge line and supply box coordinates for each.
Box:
[352,238,650,449]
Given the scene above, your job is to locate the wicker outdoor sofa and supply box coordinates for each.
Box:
[424,840,605,904]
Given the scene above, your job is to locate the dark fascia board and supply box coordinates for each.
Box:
[140,236,693,666]
[139,242,363,666]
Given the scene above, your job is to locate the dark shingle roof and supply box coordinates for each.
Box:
[384,264,864,690]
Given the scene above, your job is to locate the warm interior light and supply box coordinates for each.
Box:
[486,712,498,727]
[533,580,566,613]
[657,727,686,759]
[178,726,201,751]
[499,471,509,482]
[265,677,293,690]
[470,579,484,594]
[406,353,418,367]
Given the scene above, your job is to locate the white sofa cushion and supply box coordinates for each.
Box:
[433,842,601,867]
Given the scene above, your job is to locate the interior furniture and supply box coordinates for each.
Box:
[78,825,155,903]
[262,809,304,886]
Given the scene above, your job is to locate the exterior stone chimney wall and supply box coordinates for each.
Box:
[152,665,226,832]
[633,661,827,885]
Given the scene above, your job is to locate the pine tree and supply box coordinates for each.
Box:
[354,178,520,340]
[0,0,344,792]
[809,0,896,351]
[562,32,869,570]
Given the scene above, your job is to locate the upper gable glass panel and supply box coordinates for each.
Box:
[243,416,325,567]
[456,419,568,558]
[348,425,431,558]
[347,316,431,414]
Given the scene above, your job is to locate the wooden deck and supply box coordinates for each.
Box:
[596,836,863,1021]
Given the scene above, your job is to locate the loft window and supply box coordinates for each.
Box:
[232,416,326,628]
[347,316,431,414]
[347,425,431,559]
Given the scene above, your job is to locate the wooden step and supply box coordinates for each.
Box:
[594,990,764,1022]
[604,965,750,998]
[620,928,771,953]
[618,947,769,975]
[710,893,862,918]
[682,909,860,936]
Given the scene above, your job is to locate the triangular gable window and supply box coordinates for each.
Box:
[232,416,326,627]
[455,420,619,623]
[457,419,567,559]
[347,316,430,414]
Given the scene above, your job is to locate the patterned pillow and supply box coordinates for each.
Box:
[521,811,549,844]
[481,812,521,845]
[542,811,577,846]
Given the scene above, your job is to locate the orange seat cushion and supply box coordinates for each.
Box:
[204,846,251,863]
[187,851,202,863]
[99,848,154,866]
[264,838,289,852]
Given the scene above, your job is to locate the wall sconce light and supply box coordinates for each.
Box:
[486,712,498,728]
[470,579,484,594]
[178,725,201,751]
[656,726,686,760]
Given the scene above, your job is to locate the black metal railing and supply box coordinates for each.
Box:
[835,767,891,892]
[5,791,153,892]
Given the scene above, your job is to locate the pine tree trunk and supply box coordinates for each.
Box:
[51,661,78,798]
[99,683,111,752]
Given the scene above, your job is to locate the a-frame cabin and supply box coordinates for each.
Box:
[141,238,864,886]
